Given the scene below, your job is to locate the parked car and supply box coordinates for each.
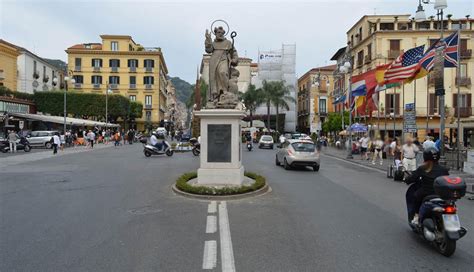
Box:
[27,131,57,149]
[258,135,274,149]
[275,139,320,171]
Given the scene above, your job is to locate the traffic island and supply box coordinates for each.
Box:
[172,172,270,200]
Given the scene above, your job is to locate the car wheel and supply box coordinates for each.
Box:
[275,155,280,166]
[1,148,7,153]
[45,142,52,149]
[313,164,320,172]
[270,145,274,149]
[284,158,291,170]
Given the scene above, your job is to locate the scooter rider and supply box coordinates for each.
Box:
[150,132,163,151]
[405,147,449,225]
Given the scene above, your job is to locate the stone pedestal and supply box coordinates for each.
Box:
[194,109,245,186]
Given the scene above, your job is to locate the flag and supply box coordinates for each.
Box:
[355,96,366,115]
[351,70,377,97]
[384,45,425,84]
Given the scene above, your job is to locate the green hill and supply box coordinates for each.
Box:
[169,77,193,104]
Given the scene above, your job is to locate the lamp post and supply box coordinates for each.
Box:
[312,70,330,136]
[63,73,75,136]
[415,0,448,162]
[338,47,353,159]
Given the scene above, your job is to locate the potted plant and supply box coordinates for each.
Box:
[33,71,39,79]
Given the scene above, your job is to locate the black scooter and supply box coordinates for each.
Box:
[1,136,31,153]
[405,176,467,257]
[190,137,200,156]
[246,141,252,151]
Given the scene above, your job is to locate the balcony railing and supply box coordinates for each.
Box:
[388,50,401,59]
[111,67,118,73]
[129,84,136,89]
[74,66,81,72]
[129,66,137,72]
[93,66,101,72]
[460,49,472,59]
[364,55,372,64]
[109,83,118,89]
[455,77,471,87]
[74,83,82,89]
[454,107,473,118]
[93,84,101,89]
[144,104,152,109]
[145,67,153,73]
[145,84,153,89]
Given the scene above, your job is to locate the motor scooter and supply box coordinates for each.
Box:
[143,139,174,157]
[189,137,200,156]
[1,136,31,153]
[246,141,252,151]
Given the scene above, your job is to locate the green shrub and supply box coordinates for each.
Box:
[176,172,266,195]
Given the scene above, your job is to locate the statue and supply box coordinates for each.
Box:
[205,22,239,109]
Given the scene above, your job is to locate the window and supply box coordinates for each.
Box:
[75,58,81,67]
[460,39,467,52]
[453,93,472,117]
[144,59,155,68]
[429,94,439,115]
[92,58,102,67]
[129,76,136,85]
[43,66,46,77]
[144,76,154,84]
[389,40,400,51]
[128,59,138,68]
[91,75,102,84]
[319,98,327,114]
[33,61,37,74]
[380,23,394,31]
[129,44,133,51]
[129,95,136,101]
[145,95,152,105]
[357,50,364,67]
[385,93,400,115]
[73,75,84,84]
[367,43,372,60]
[109,76,120,84]
[52,71,55,81]
[358,27,362,41]
[460,64,467,77]
[145,111,152,121]
[111,41,118,51]
[109,59,120,68]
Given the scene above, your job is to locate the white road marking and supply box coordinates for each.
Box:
[219,201,236,272]
[202,240,217,270]
[206,215,217,234]
[208,201,217,213]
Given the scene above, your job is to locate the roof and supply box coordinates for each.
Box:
[9,112,120,127]
[347,14,411,34]
[0,39,64,71]
[298,65,337,83]
[330,47,347,61]
[67,43,102,50]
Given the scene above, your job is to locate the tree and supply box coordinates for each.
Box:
[271,82,295,133]
[240,84,263,127]
[258,80,279,129]
[186,80,208,109]
[322,112,350,134]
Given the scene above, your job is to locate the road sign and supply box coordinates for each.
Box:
[19,120,24,130]
[404,103,417,133]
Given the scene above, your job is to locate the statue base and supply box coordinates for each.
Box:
[194,109,246,186]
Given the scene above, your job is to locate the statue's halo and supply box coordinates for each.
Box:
[210,19,230,36]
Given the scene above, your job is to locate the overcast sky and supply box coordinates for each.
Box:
[1,0,472,82]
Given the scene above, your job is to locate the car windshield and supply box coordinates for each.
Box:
[261,136,273,141]
[291,142,315,152]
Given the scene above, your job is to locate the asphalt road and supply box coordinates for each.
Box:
[1,144,473,271]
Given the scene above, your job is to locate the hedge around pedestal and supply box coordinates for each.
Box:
[176,172,266,195]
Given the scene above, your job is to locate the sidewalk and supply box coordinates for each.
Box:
[321,146,474,195]
[0,144,114,168]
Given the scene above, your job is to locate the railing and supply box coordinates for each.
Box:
[129,66,136,72]
[460,49,472,59]
[455,77,471,87]
[145,84,153,89]
[74,66,81,72]
[454,107,473,118]
[388,50,401,59]
[74,83,82,89]
[364,55,372,64]
[93,66,101,72]
[145,67,153,73]
[109,83,118,89]
[111,67,118,73]
[144,104,152,109]
[93,84,100,89]
[129,84,136,89]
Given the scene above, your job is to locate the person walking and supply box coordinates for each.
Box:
[359,134,370,160]
[114,131,121,147]
[422,136,435,150]
[372,135,384,165]
[52,132,60,154]
[391,137,402,168]
[402,136,420,172]
[87,130,95,148]
[60,133,65,151]
[8,130,18,153]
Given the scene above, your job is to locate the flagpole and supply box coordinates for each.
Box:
[414,79,417,139]
[426,76,429,135]
[456,29,461,170]
[393,87,396,138]
[402,83,405,143]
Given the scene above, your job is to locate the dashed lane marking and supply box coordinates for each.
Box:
[208,201,217,213]
[202,240,217,270]
[206,215,217,234]
[219,201,236,272]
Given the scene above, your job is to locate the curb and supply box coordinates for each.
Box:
[171,182,271,200]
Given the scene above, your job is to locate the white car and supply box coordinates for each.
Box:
[258,135,274,149]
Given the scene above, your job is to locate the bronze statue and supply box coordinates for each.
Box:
[205,23,239,109]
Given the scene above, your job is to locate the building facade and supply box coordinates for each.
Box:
[165,79,177,124]
[297,65,336,134]
[66,35,168,130]
[200,55,253,93]
[339,15,473,145]
[0,40,20,90]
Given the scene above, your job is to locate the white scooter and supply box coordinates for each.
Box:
[143,139,174,157]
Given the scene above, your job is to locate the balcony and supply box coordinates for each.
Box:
[74,83,82,89]
[145,67,153,73]
[456,77,471,87]
[319,111,328,117]
[460,49,472,59]
[129,84,136,89]
[109,83,118,89]
[74,66,81,72]
[455,107,472,118]
[364,55,372,64]
[93,84,101,89]
[129,66,137,73]
[0,69,4,80]
[144,104,152,109]
[43,75,49,83]
[428,75,435,86]
[388,50,401,59]
[145,84,153,90]
[111,67,118,73]
[93,66,101,72]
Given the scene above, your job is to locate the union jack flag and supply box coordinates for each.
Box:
[420,31,459,71]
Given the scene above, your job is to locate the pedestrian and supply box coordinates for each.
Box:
[60,133,65,151]
[372,135,384,165]
[422,136,435,150]
[402,136,419,172]
[359,134,369,160]
[128,129,134,145]
[8,130,18,153]
[87,130,95,148]
[114,131,121,147]
[122,129,126,145]
[52,132,60,154]
[391,137,402,168]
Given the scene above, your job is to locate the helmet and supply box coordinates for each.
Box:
[423,147,440,162]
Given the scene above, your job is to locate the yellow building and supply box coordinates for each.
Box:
[341,15,473,144]
[0,39,20,90]
[66,35,168,130]
[297,65,336,134]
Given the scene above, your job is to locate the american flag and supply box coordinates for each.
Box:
[384,45,425,84]
[420,31,459,71]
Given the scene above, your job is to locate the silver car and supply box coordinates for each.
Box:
[258,135,274,149]
[27,131,57,149]
[275,139,320,171]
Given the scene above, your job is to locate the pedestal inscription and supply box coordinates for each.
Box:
[208,124,231,163]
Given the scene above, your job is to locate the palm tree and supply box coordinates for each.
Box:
[271,81,295,133]
[259,80,280,129]
[240,84,263,127]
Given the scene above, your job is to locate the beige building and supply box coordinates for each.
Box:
[165,79,177,123]
[340,15,473,145]
[66,35,168,130]
[200,55,253,93]
[0,40,20,90]
[297,65,336,134]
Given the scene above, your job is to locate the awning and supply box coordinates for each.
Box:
[9,112,120,128]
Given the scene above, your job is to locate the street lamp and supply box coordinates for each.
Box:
[52,77,58,90]
[63,74,75,135]
[106,82,112,132]
[339,54,353,159]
